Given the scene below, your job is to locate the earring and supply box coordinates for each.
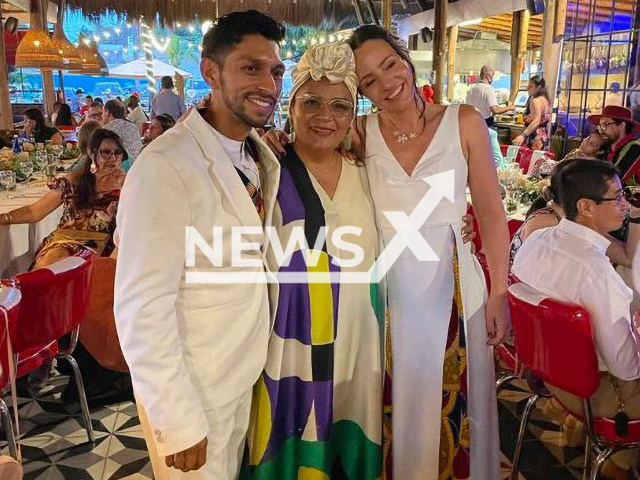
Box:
[90,162,97,174]
[289,122,296,143]
[340,127,352,151]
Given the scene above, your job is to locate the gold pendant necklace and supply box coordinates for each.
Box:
[384,114,424,144]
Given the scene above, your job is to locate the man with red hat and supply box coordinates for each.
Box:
[589,105,640,184]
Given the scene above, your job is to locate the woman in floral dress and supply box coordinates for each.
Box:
[0,129,126,269]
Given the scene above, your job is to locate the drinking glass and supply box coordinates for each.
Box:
[18,162,34,180]
[51,144,64,161]
[0,171,17,199]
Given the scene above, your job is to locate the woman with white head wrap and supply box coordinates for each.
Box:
[244,42,383,480]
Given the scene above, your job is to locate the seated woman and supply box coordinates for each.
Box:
[142,113,175,146]
[54,103,78,129]
[22,107,64,146]
[510,157,635,268]
[0,129,126,269]
[68,120,102,177]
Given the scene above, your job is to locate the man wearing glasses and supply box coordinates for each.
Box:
[588,105,640,184]
[513,159,640,478]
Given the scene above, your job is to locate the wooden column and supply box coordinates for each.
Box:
[433,0,447,104]
[541,0,563,102]
[554,0,568,42]
[446,25,458,102]
[382,0,392,30]
[175,72,185,100]
[33,0,55,116]
[510,10,530,104]
[0,13,13,130]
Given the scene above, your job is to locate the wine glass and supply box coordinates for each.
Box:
[18,162,34,181]
[0,171,17,199]
[51,144,64,162]
[45,156,58,179]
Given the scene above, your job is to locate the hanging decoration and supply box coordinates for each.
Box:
[52,0,83,70]
[15,0,63,69]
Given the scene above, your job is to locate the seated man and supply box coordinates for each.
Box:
[512,159,640,478]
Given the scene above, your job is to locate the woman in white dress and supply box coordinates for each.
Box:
[348,25,510,480]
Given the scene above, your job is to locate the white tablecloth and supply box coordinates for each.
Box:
[0,180,62,277]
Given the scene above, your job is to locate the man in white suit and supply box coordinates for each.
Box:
[114,11,286,480]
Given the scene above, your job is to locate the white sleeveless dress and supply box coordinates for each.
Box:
[365,105,500,480]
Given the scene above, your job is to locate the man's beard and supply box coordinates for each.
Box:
[220,79,275,129]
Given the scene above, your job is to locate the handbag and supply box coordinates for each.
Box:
[50,228,111,257]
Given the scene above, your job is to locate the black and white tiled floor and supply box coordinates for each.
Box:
[0,373,605,480]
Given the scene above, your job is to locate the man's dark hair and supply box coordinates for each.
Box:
[614,119,635,135]
[201,10,285,64]
[557,159,619,220]
[86,95,93,101]
[161,76,174,89]
[154,113,176,132]
[94,97,104,105]
[104,99,126,120]
[90,101,103,109]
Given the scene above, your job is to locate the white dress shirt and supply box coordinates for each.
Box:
[512,218,640,381]
[465,81,498,120]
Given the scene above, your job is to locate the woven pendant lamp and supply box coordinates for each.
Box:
[52,0,82,70]
[75,35,101,72]
[15,0,63,69]
[91,41,109,75]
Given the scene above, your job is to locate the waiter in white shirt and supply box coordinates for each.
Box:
[513,160,640,474]
[466,65,514,127]
[114,11,285,480]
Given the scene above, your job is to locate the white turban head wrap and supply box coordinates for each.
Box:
[290,41,358,108]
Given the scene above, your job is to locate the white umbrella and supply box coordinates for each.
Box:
[108,58,192,79]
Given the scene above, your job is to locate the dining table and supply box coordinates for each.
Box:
[0,161,77,278]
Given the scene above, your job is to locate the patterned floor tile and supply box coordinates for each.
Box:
[1,369,602,480]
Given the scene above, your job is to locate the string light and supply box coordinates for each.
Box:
[319,36,326,44]
[103,32,111,39]
[198,45,203,51]
[93,35,100,43]
[188,25,195,33]
[329,35,335,42]
[115,27,121,34]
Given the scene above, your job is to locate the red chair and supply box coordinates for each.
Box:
[0,286,21,458]
[508,282,640,480]
[507,219,524,241]
[3,250,96,445]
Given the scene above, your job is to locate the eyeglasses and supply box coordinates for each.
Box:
[298,94,354,118]
[587,187,635,205]
[597,121,618,132]
[98,148,125,159]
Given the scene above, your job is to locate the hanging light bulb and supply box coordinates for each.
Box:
[115,27,121,34]
[103,32,111,39]
[93,35,100,43]
[329,35,336,42]
[188,25,195,33]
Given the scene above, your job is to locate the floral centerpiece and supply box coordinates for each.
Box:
[497,165,549,214]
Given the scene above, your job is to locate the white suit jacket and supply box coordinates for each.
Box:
[114,108,280,457]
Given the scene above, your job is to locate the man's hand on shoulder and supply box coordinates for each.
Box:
[165,437,208,472]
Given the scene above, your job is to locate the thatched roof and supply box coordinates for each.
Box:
[65,0,425,28]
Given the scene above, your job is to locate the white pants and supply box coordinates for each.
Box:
[137,390,252,480]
